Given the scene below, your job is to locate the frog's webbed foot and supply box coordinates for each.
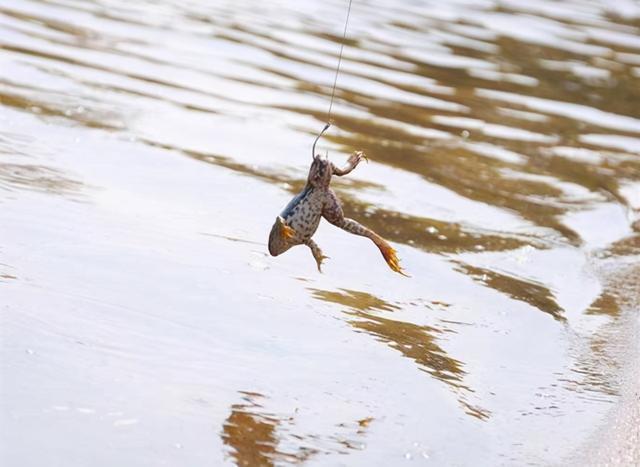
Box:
[282,223,296,241]
[376,239,409,277]
[305,239,329,272]
[269,216,298,256]
[277,216,296,241]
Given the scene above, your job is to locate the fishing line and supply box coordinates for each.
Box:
[312,0,354,158]
[328,0,353,122]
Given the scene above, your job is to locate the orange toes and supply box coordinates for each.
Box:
[282,223,296,241]
[379,243,409,277]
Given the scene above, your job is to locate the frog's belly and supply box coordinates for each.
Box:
[280,187,324,242]
[283,200,323,242]
[289,213,321,241]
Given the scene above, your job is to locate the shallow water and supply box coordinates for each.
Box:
[1,0,639,465]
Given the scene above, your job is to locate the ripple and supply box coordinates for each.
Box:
[475,88,640,134]
[221,391,374,464]
[309,287,490,420]
[579,134,640,152]
[2,0,640,463]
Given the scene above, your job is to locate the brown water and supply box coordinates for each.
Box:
[1,0,640,465]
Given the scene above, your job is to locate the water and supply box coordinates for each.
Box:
[1,0,639,465]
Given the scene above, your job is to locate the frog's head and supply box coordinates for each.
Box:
[308,154,332,188]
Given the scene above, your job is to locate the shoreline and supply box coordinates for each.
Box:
[568,263,640,466]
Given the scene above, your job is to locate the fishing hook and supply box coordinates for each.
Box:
[312,122,331,159]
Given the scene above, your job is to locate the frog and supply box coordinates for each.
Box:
[268,149,406,275]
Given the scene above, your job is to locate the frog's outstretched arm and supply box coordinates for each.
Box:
[322,191,407,276]
[304,239,329,272]
[332,151,368,176]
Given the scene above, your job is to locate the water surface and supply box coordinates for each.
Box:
[1,0,640,465]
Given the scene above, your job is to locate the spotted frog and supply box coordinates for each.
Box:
[268,150,406,275]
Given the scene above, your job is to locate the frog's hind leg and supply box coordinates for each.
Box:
[305,239,329,272]
[336,219,406,275]
[322,192,407,276]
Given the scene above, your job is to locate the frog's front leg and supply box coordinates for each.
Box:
[305,238,329,272]
[322,190,407,276]
[332,151,367,176]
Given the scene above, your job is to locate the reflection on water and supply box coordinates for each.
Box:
[0,162,84,197]
[221,391,373,465]
[222,392,300,467]
[597,234,640,259]
[2,0,640,464]
[2,0,639,246]
[2,0,639,244]
[0,118,86,199]
[309,288,490,420]
[587,291,620,317]
[309,288,401,313]
[453,262,565,321]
